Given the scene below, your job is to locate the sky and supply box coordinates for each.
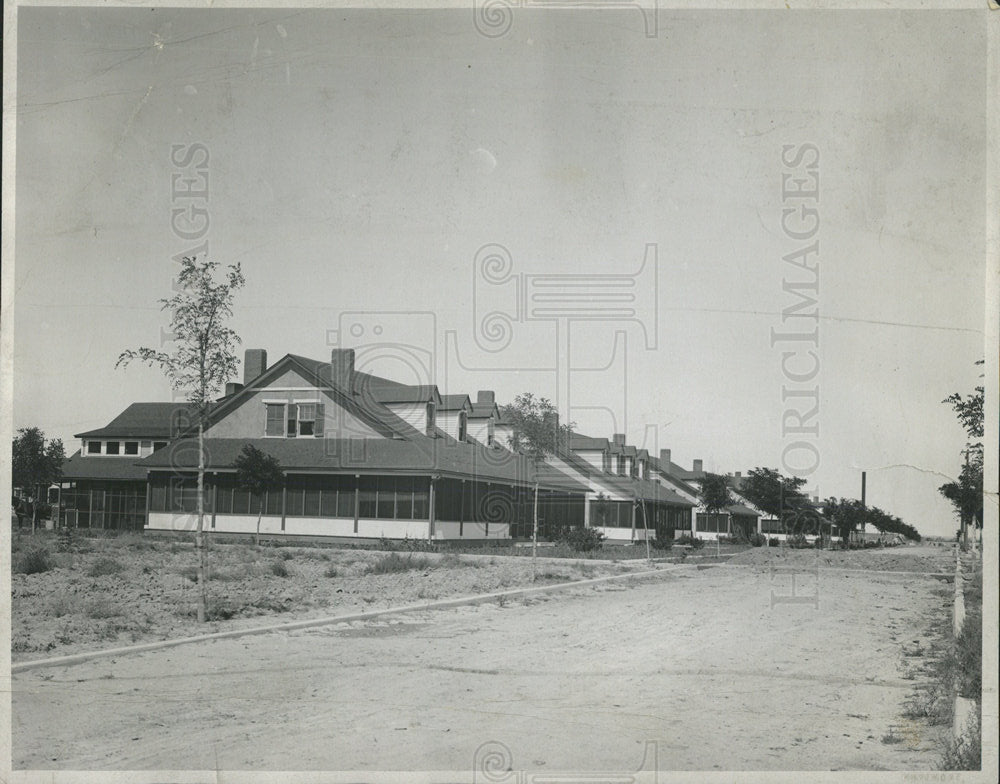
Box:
[10,6,990,538]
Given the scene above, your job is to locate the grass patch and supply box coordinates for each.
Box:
[940,711,981,770]
[365,552,431,575]
[323,564,339,578]
[85,598,123,619]
[87,556,126,577]
[46,592,79,617]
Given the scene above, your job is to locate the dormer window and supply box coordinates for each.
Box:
[426,402,436,435]
[616,455,625,475]
[458,411,467,442]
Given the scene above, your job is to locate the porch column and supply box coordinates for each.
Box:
[353,474,360,534]
[428,477,436,541]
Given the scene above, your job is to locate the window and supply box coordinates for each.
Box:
[265,403,285,437]
[87,441,101,454]
[426,403,436,434]
[124,442,139,455]
[358,477,378,518]
[458,412,467,442]
[297,403,318,436]
[287,405,297,438]
[153,441,167,452]
[105,441,121,455]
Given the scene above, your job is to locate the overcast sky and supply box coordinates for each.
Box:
[11,6,989,537]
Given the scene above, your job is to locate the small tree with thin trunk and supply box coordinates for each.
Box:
[234,444,283,546]
[500,393,573,579]
[699,472,733,523]
[12,427,65,534]
[117,256,244,623]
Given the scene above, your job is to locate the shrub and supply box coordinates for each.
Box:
[365,552,430,574]
[558,527,605,552]
[649,537,673,551]
[323,563,339,578]
[87,556,125,577]
[748,532,767,547]
[85,598,123,619]
[940,711,981,770]
[768,537,781,547]
[787,533,810,549]
[14,545,54,575]
[269,560,290,577]
[675,534,704,550]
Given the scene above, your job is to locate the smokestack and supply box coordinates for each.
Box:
[244,349,267,385]
[612,433,626,446]
[477,390,495,405]
[660,448,671,466]
[693,459,703,473]
[331,349,355,389]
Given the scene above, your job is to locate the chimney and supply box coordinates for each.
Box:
[693,459,703,472]
[477,390,495,405]
[225,382,244,397]
[244,349,267,384]
[735,471,741,478]
[331,349,355,389]
[660,448,672,466]
[612,433,626,446]
[814,495,819,504]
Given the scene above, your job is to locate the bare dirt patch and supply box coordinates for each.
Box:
[728,543,953,574]
[10,532,638,662]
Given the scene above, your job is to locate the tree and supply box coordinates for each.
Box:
[739,467,810,518]
[940,362,985,548]
[823,497,867,546]
[234,444,283,546]
[117,256,245,622]
[500,393,573,578]
[12,427,65,533]
[699,472,734,514]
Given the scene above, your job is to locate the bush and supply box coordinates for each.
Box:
[649,537,673,551]
[674,534,704,550]
[748,533,767,547]
[323,563,339,578]
[14,545,54,574]
[768,537,780,547]
[365,552,430,574]
[87,556,125,577]
[269,560,290,577]
[787,533,810,549]
[558,527,605,552]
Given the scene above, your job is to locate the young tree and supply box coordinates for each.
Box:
[500,393,573,578]
[940,362,985,548]
[699,472,733,519]
[234,444,283,546]
[117,256,245,622]
[12,427,65,533]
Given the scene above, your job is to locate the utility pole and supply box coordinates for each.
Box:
[860,471,867,543]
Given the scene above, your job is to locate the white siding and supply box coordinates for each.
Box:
[385,402,428,435]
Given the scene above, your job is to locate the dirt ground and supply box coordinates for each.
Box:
[11,543,956,771]
[10,534,637,661]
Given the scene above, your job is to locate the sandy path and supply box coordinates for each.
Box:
[12,547,953,771]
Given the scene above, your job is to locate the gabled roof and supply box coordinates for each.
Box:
[438,394,473,412]
[646,455,701,496]
[61,450,149,481]
[469,401,499,419]
[140,437,589,493]
[75,403,201,439]
[569,433,610,451]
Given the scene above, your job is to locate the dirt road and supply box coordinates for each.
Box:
[12,546,954,771]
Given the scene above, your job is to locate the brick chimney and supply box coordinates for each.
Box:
[660,448,672,466]
[477,390,495,405]
[244,349,267,384]
[331,349,355,389]
[735,471,741,478]
[612,433,626,446]
[693,459,703,472]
